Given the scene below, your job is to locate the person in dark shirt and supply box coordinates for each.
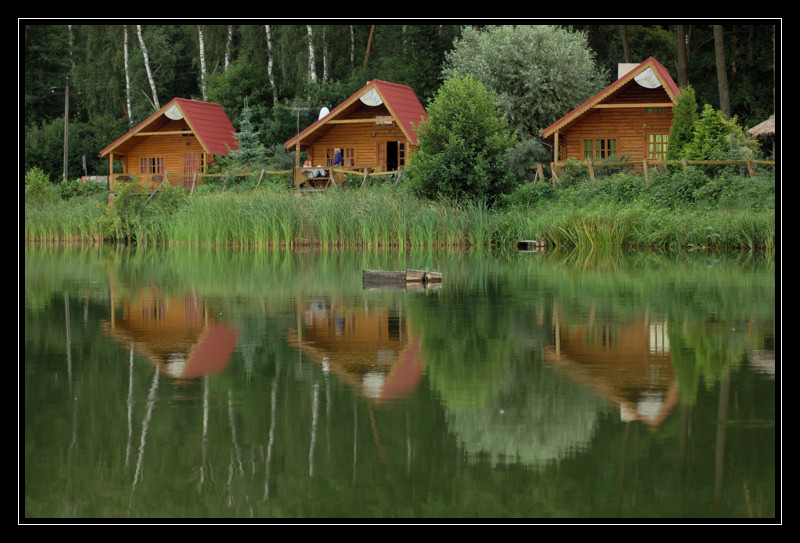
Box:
[333,148,343,168]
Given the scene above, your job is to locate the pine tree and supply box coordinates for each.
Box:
[229,107,267,169]
[667,85,698,161]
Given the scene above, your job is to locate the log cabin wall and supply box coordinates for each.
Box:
[559,85,674,165]
[307,102,411,170]
[121,119,207,184]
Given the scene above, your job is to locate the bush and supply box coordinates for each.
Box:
[499,181,556,208]
[25,167,58,205]
[405,73,517,204]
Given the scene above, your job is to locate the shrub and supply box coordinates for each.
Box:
[25,167,58,205]
[405,73,517,205]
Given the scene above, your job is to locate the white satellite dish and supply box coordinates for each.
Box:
[318,107,330,120]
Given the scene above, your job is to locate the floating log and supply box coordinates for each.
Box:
[517,239,547,251]
[362,269,443,285]
[424,271,442,283]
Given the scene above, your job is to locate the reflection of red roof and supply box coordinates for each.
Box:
[541,57,680,140]
[100,97,239,158]
[284,79,428,148]
[379,338,424,401]
[180,325,240,379]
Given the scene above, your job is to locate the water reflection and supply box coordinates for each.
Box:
[546,311,677,428]
[23,245,777,519]
[104,286,240,380]
[288,296,424,402]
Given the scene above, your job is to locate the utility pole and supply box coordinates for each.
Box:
[52,75,80,181]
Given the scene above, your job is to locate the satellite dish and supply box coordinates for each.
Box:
[318,107,330,120]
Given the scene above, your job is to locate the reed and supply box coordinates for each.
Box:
[24,175,775,251]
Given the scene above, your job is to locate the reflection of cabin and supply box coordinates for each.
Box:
[103,286,239,380]
[545,312,677,427]
[541,57,680,169]
[99,97,239,192]
[288,297,424,401]
[284,80,427,186]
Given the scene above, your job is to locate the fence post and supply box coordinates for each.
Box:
[587,160,595,183]
[746,159,756,178]
[642,159,649,184]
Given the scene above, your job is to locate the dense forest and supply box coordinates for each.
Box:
[22,22,778,183]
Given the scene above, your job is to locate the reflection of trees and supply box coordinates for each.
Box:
[446,350,607,467]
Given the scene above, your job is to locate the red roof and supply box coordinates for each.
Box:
[100,97,238,157]
[541,57,680,139]
[285,79,428,149]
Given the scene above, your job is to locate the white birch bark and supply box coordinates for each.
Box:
[123,25,133,126]
[136,25,160,110]
[224,25,233,72]
[265,25,278,104]
[306,25,317,83]
[198,25,207,101]
[322,26,328,81]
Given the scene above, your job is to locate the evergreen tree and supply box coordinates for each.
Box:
[667,85,698,161]
[228,107,267,169]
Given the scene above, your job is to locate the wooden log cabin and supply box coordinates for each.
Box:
[541,57,681,170]
[284,79,428,187]
[99,97,239,193]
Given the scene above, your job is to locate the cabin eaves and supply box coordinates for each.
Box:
[541,57,681,141]
[284,79,428,150]
[99,97,238,158]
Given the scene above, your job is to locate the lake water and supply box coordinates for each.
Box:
[22,244,777,521]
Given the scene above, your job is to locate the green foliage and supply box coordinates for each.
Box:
[684,104,761,162]
[506,136,550,182]
[405,73,517,204]
[227,107,268,170]
[97,180,188,242]
[443,25,606,137]
[24,167,58,204]
[667,85,698,161]
[59,178,107,200]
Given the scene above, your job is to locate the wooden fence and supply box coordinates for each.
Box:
[107,157,775,198]
[531,158,776,185]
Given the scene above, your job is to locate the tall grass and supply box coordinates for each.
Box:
[24,170,775,251]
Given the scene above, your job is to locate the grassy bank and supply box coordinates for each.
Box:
[23,168,776,250]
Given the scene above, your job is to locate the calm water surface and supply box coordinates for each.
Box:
[22,245,777,521]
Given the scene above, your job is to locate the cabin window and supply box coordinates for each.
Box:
[344,148,355,167]
[583,138,617,161]
[398,142,406,167]
[645,107,664,114]
[139,157,164,174]
[183,153,205,175]
[647,133,669,160]
[326,148,354,167]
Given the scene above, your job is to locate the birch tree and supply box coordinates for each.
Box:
[136,25,159,110]
[306,25,317,83]
[265,25,278,104]
[198,25,207,101]
[224,25,233,72]
[123,25,133,126]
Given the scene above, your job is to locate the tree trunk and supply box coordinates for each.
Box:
[676,25,689,88]
[713,25,731,119]
[123,25,132,126]
[307,25,317,83]
[322,26,328,81]
[619,25,631,63]
[364,25,375,69]
[265,25,278,105]
[224,25,233,72]
[136,25,160,110]
[198,25,207,101]
[350,25,355,67]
